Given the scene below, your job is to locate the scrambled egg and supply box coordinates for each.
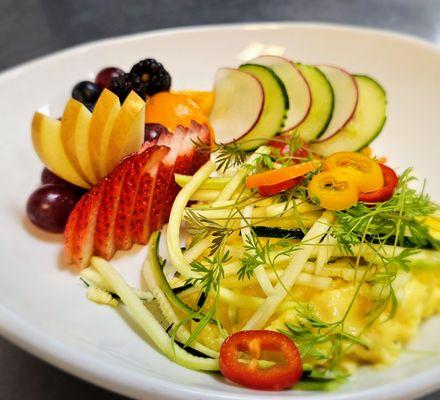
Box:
[191,270,440,369]
[267,271,440,369]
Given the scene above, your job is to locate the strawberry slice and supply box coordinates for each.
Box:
[94,158,131,259]
[147,131,186,233]
[64,196,85,264]
[188,121,211,172]
[128,146,169,245]
[71,185,104,269]
[158,123,205,225]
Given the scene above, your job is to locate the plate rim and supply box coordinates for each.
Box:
[1,21,439,400]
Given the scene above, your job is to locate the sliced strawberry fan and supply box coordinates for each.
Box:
[64,122,211,269]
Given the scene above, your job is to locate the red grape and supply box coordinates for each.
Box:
[41,168,69,186]
[144,123,169,142]
[95,67,125,90]
[41,168,87,193]
[26,184,83,233]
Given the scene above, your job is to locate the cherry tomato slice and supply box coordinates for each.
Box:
[219,330,302,391]
[359,164,398,203]
[258,176,302,196]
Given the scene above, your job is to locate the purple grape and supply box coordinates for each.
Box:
[41,168,86,194]
[41,168,69,186]
[144,123,169,142]
[95,67,125,90]
[26,184,83,233]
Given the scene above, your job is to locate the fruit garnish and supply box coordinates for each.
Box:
[71,81,101,105]
[106,91,145,173]
[109,58,171,101]
[95,67,125,90]
[145,92,210,133]
[173,91,214,115]
[27,184,83,233]
[61,99,97,185]
[144,123,169,142]
[89,89,121,178]
[32,89,147,191]
[64,122,210,268]
[130,58,171,97]
[32,112,90,189]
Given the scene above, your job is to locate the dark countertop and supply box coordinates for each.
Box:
[1,0,439,399]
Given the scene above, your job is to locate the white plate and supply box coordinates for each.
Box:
[0,22,439,400]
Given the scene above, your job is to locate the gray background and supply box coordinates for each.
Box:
[1,0,439,399]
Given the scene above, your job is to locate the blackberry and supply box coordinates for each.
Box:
[109,73,133,102]
[130,58,171,98]
[109,58,172,102]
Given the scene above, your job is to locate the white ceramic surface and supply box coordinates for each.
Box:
[0,23,439,400]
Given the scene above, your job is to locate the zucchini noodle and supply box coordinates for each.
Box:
[167,160,216,278]
[91,257,219,371]
[243,211,334,330]
[214,146,270,203]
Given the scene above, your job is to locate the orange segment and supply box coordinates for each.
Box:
[173,91,214,115]
[145,92,210,133]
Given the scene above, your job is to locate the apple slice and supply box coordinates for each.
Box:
[209,68,264,144]
[89,89,121,179]
[313,65,358,142]
[250,55,311,132]
[32,112,90,189]
[61,99,97,185]
[106,91,145,173]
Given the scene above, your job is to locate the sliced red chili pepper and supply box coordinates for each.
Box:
[359,164,398,203]
[219,330,302,391]
[258,176,302,196]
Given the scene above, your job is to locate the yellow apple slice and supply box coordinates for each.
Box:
[89,89,121,178]
[106,91,145,173]
[32,112,90,189]
[61,99,97,185]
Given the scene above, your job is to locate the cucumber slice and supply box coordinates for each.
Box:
[292,64,334,142]
[209,68,264,144]
[237,64,289,150]
[315,65,358,142]
[311,75,386,156]
[250,55,311,132]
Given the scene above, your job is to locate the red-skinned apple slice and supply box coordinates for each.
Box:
[313,65,358,142]
[250,55,311,132]
[209,68,264,144]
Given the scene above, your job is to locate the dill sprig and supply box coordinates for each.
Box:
[280,304,368,368]
[238,230,298,280]
[184,209,232,255]
[332,168,439,253]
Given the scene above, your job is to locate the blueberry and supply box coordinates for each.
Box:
[72,81,101,104]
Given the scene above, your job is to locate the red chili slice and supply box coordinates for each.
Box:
[359,164,398,203]
[258,176,302,196]
[219,330,303,391]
